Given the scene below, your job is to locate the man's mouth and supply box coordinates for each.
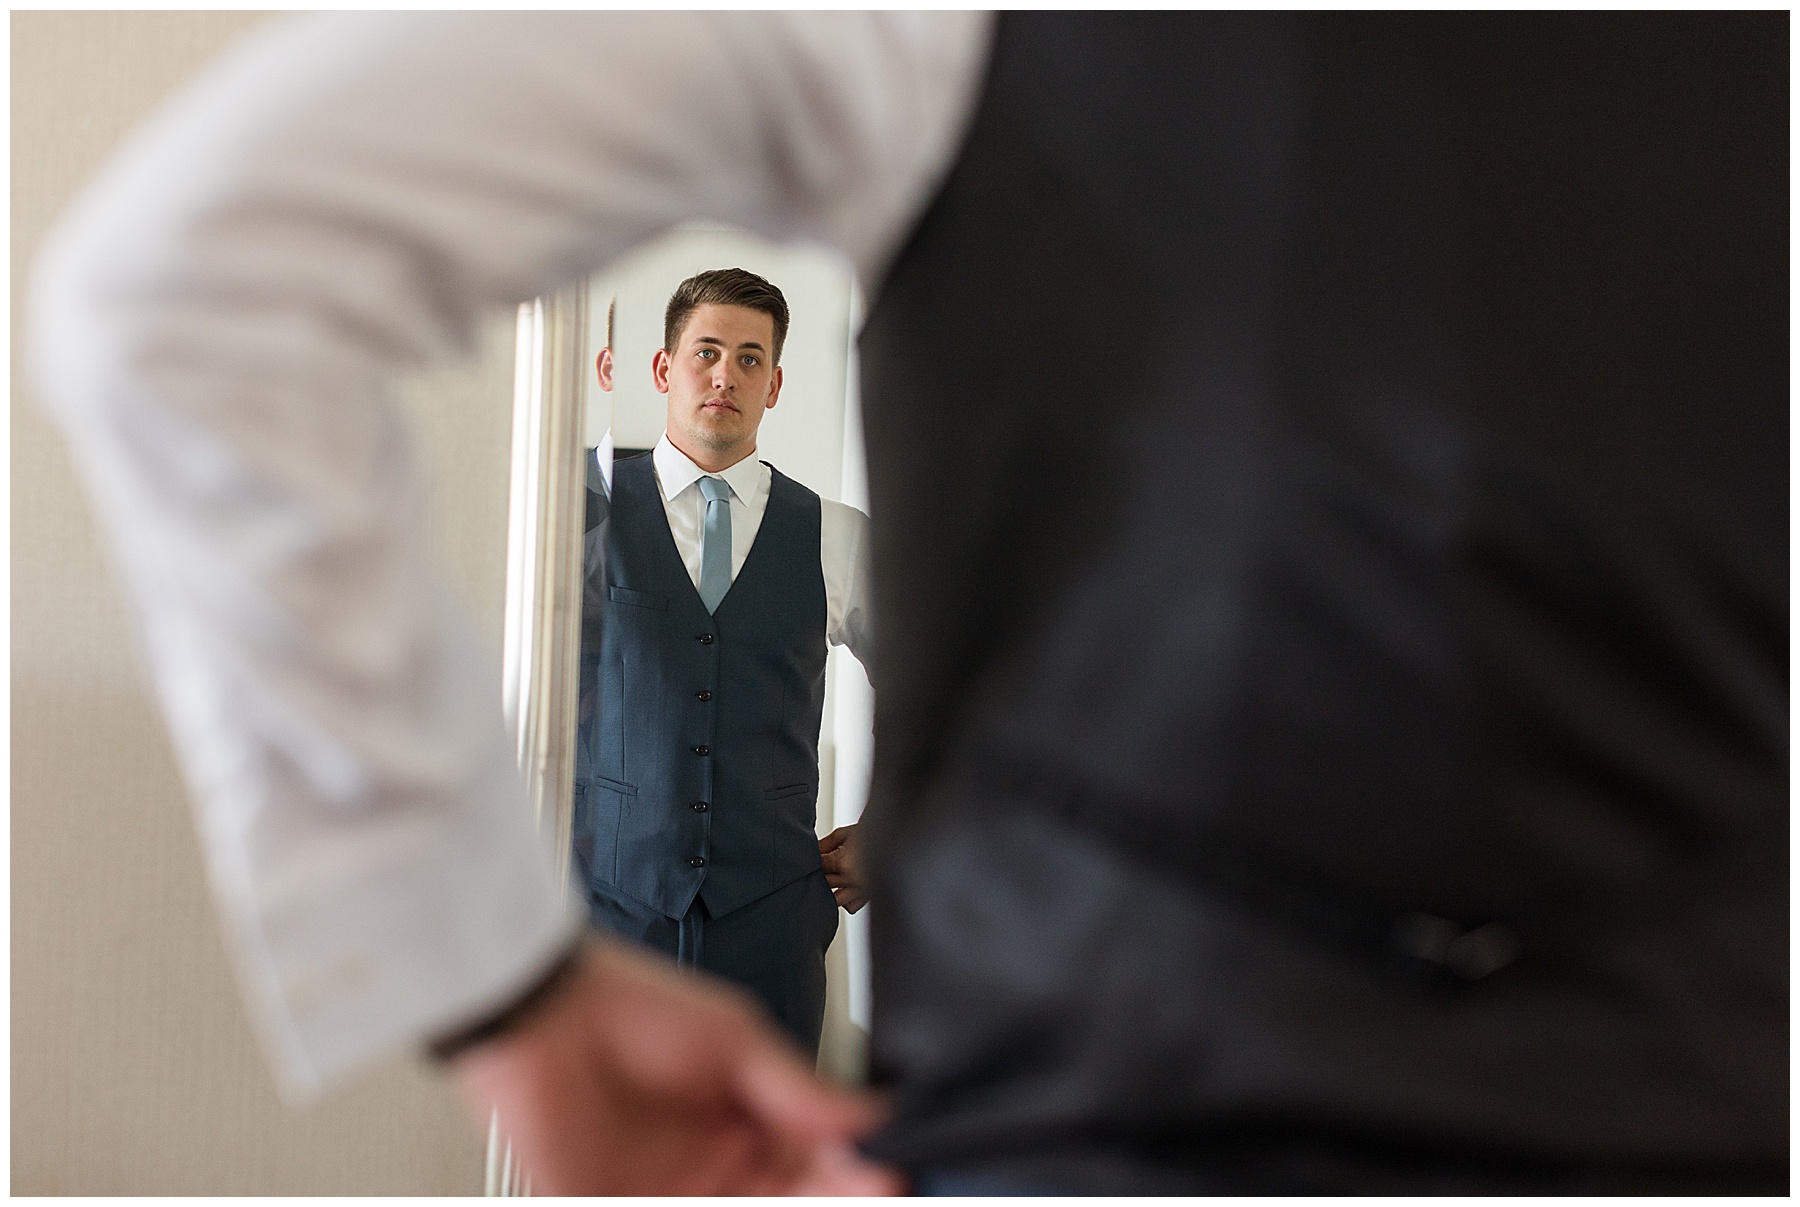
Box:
[701,399,739,414]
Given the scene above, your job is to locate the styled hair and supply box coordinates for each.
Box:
[663,268,790,365]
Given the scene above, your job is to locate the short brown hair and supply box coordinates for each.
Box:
[663,268,790,365]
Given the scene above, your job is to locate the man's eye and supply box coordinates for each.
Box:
[741,356,758,367]
[697,349,715,360]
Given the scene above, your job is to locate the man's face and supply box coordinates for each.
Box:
[654,303,782,464]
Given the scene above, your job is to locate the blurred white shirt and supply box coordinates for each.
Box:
[30,11,990,1100]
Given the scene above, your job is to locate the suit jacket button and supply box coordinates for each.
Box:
[696,690,712,702]
[693,745,709,756]
[688,856,706,868]
[697,634,715,645]
[691,802,709,812]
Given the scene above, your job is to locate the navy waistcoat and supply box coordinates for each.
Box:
[585,452,827,919]
[856,12,1785,1185]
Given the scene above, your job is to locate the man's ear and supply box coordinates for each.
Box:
[764,365,783,411]
[651,348,671,394]
[595,348,614,393]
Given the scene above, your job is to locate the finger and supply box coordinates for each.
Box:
[736,1129,823,1196]
[789,1141,907,1196]
[733,1039,880,1142]
[607,995,783,1116]
[687,1125,771,1196]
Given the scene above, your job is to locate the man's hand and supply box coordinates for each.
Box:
[819,824,868,913]
[445,938,902,1195]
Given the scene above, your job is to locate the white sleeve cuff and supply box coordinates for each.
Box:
[219,743,586,1103]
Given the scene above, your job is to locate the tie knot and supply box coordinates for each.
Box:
[698,476,731,505]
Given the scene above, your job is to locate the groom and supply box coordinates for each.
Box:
[572,269,872,1055]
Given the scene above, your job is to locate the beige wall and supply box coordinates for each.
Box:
[13,12,518,1193]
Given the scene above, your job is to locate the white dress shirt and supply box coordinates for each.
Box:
[647,436,875,668]
[30,12,991,1100]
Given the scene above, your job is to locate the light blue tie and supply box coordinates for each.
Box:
[697,476,732,613]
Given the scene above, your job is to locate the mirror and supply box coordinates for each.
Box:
[495,224,874,1191]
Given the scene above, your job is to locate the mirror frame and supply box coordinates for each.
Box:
[488,282,591,1196]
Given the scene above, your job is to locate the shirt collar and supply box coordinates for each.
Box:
[653,434,762,504]
[590,430,614,496]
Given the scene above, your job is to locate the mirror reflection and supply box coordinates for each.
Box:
[570,226,874,1081]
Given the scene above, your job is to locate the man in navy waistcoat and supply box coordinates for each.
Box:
[572,268,873,1055]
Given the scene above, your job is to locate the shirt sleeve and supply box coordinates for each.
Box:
[824,500,877,682]
[29,10,991,1101]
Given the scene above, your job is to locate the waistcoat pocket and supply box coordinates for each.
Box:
[609,585,668,610]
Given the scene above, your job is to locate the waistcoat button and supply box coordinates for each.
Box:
[692,745,709,756]
[692,802,709,812]
[688,856,706,868]
[697,634,715,645]
[696,690,712,702]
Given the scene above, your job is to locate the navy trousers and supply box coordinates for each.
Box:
[584,868,840,1056]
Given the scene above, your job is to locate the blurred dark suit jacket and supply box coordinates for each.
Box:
[855,12,1786,1194]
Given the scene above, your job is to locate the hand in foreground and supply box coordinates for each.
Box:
[819,824,869,913]
[445,938,903,1195]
